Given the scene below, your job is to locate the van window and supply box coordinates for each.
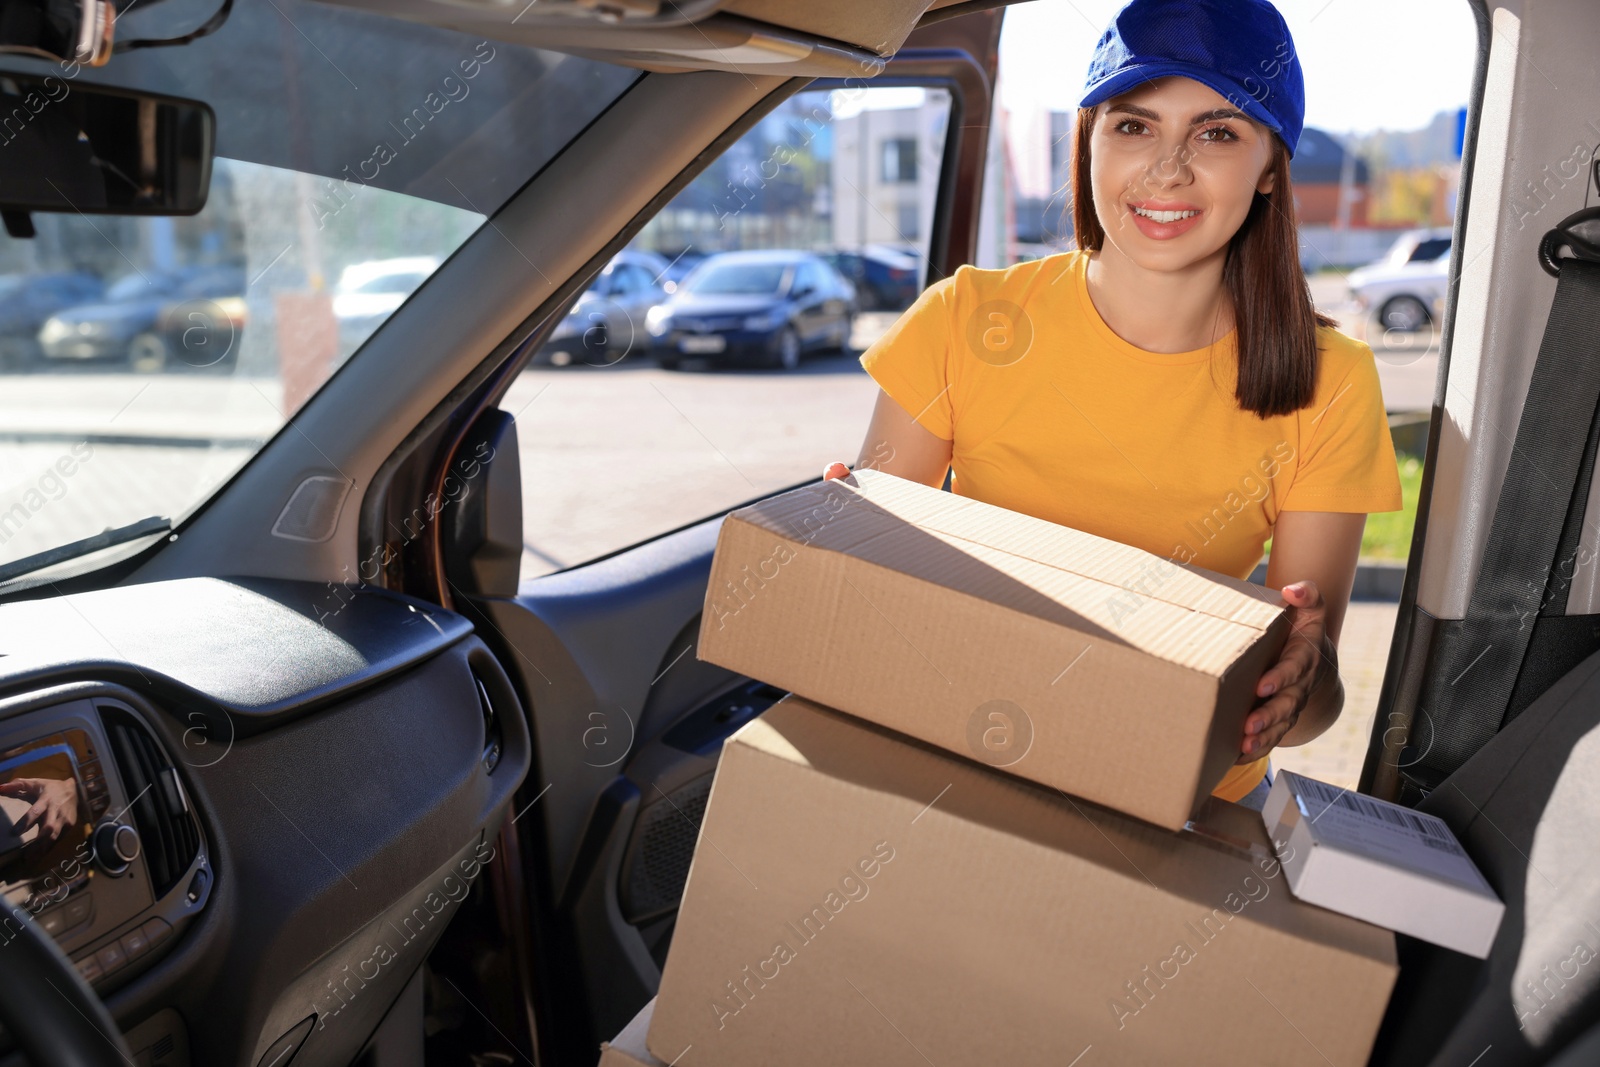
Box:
[0,0,640,587]
[509,86,953,580]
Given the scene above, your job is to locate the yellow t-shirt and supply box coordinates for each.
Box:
[858,248,1404,802]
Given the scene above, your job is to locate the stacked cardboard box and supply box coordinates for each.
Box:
[646,697,1397,1065]
[597,471,1400,1066]
[695,469,1292,829]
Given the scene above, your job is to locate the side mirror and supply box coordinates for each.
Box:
[444,409,523,599]
[791,284,815,300]
[0,72,214,228]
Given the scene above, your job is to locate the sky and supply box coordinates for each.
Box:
[996,0,1480,137]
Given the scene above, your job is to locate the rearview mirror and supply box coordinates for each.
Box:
[0,72,214,219]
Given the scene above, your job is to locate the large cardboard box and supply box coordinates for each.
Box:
[648,695,1398,1067]
[1263,770,1506,957]
[697,468,1291,829]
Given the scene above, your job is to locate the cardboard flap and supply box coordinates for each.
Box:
[849,530,1275,673]
[858,470,1283,623]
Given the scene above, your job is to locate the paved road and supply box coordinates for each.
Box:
[1310,271,1441,413]
[501,343,883,578]
[0,375,277,569]
[1271,599,1399,792]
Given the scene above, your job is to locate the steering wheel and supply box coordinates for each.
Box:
[0,903,134,1066]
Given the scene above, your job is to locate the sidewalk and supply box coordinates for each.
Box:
[1269,599,1398,791]
[1245,558,1403,792]
[0,374,283,445]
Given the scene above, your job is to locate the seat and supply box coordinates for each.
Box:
[1368,646,1600,1064]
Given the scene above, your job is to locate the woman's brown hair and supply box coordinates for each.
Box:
[1069,106,1338,418]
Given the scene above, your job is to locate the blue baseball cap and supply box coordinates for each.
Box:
[1078,0,1305,158]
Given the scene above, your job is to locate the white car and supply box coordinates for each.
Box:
[1346,227,1453,334]
[333,256,442,349]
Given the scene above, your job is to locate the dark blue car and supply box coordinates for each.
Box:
[647,250,856,371]
[818,246,921,311]
[0,272,104,369]
[37,266,244,368]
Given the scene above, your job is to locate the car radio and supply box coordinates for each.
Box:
[0,692,210,993]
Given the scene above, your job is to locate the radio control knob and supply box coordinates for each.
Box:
[93,822,140,874]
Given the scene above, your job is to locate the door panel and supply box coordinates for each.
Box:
[464,515,740,1059]
[484,519,730,900]
[461,10,1004,1058]
[1361,0,1600,803]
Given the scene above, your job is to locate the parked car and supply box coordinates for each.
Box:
[0,271,104,369]
[538,249,669,366]
[647,250,855,370]
[333,256,441,351]
[818,244,921,310]
[656,248,706,293]
[1346,226,1453,334]
[37,266,242,367]
[146,283,250,373]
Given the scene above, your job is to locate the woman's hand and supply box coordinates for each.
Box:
[822,461,851,481]
[0,776,81,845]
[1238,580,1337,764]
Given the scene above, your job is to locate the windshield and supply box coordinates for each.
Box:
[685,262,791,295]
[0,1,640,585]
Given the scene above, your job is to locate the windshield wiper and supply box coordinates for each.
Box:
[0,515,173,585]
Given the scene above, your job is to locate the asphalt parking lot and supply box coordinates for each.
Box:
[503,274,1436,580]
[0,278,1435,575]
[0,276,1426,788]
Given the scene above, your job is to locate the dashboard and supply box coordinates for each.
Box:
[0,576,531,1067]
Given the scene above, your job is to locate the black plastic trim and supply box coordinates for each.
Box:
[1361,0,1495,802]
[0,577,472,735]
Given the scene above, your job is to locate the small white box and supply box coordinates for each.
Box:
[1262,770,1505,958]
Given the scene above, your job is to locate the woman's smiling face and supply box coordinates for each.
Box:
[1089,75,1279,268]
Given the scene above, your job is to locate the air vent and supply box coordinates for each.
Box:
[103,708,201,898]
[475,675,502,773]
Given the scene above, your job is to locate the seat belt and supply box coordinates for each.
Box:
[1404,243,1600,792]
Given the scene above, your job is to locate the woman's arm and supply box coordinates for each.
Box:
[834,402,1367,761]
[824,389,953,487]
[1241,510,1368,759]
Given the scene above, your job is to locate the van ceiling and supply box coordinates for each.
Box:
[310,0,990,76]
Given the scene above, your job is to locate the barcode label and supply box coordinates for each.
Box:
[1291,774,1457,845]
[1275,771,1497,898]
